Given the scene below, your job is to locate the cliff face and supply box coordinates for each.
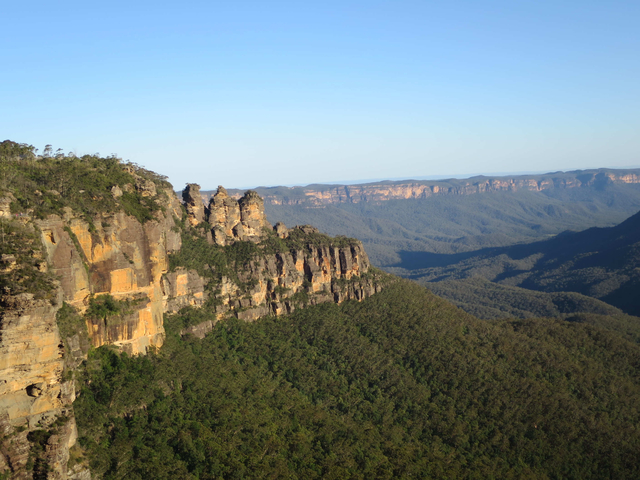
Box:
[0,291,78,480]
[202,169,640,206]
[183,184,205,226]
[36,205,182,355]
[168,184,383,338]
[0,292,64,427]
[1,148,383,478]
[167,230,382,338]
[1,184,184,478]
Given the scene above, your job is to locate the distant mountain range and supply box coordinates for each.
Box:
[203,168,640,206]
[235,169,640,268]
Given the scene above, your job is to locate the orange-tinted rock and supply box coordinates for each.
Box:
[182,183,205,226]
[172,236,383,338]
[207,188,270,245]
[36,198,182,355]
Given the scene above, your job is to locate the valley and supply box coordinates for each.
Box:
[247,171,640,320]
[1,142,639,479]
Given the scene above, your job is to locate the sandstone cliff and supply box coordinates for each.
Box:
[0,291,78,480]
[1,144,385,479]
[0,219,77,479]
[36,204,182,355]
[201,168,640,206]
[0,146,187,478]
[166,225,383,338]
[168,186,384,338]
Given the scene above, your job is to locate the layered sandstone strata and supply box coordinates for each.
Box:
[167,226,382,338]
[201,169,640,206]
[0,290,79,479]
[189,186,272,245]
[36,205,182,354]
[1,177,385,478]
[183,184,205,226]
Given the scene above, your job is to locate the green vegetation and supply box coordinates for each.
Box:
[168,302,219,331]
[169,222,366,300]
[283,227,357,251]
[56,302,91,378]
[56,302,88,341]
[0,219,56,303]
[394,210,640,316]
[5,140,639,478]
[27,429,52,478]
[168,228,250,283]
[255,176,640,318]
[85,294,144,326]
[73,280,640,479]
[26,414,71,479]
[118,191,158,223]
[0,140,170,223]
[427,277,625,320]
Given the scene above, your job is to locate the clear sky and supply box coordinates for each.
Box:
[2,1,639,190]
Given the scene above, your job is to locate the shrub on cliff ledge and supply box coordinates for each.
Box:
[84,294,143,325]
[0,219,56,303]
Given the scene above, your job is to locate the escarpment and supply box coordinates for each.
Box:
[36,205,182,355]
[167,225,383,338]
[201,168,640,206]
[0,142,385,479]
[168,184,384,338]
[1,146,186,478]
[0,290,78,480]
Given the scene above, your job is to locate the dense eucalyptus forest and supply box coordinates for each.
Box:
[72,281,640,479]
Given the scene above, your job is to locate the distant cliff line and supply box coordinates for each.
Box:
[200,168,640,206]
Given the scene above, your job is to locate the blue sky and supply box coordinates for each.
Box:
[2,1,639,190]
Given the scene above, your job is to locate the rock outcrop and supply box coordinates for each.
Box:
[183,183,205,226]
[36,204,182,355]
[0,290,78,479]
[163,268,207,313]
[1,164,184,478]
[175,237,382,338]
[0,193,15,218]
[204,186,271,245]
[0,292,65,428]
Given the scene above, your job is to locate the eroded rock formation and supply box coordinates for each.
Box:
[172,235,382,338]
[36,204,182,355]
[0,290,78,479]
[198,186,271,245]
[183,183,205,226]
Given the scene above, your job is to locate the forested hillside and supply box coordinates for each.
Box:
[0,140,386,479]
[253,174,640,319]
[394,210,640,316]
[72,281,640,479]
[427,277,625,320]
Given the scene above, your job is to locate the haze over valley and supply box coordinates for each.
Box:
[3,0,640,478]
